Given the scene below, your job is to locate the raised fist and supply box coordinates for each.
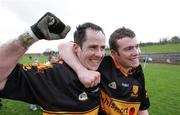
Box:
[31,12,71,40]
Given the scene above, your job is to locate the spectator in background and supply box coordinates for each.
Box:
[47,50,57,64]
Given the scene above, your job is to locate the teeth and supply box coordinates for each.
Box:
[91,60,99,63]
[131,57,139,60]
[131,58,136,59]
[90,59,101,64]
[131,58,139,61]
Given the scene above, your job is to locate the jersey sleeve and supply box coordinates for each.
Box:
[0,63,52,104]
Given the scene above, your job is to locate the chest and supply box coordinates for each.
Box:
[100,67,143,101]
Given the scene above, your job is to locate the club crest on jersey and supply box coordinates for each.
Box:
[108,82,117,89]
[78,92,88,101]
[131,85,139,97]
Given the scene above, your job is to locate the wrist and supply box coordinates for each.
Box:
[18,29,39,49]
[28,28,39,40]
[76,65,87,76]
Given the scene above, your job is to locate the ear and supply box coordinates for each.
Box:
[72,43,79,53]
[111,49,117,57]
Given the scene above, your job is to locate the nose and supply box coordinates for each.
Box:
[132,47,141,56]
[94,49,104,58]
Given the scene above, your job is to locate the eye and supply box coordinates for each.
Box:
[136,44,139,49]
[88,45,96,51]
[101,46,105,51]
[89,45,97,49]
[124,46,134,51]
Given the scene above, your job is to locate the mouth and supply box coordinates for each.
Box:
[130,57,140,62]
[131,56,139,60]
[89,58,102,66]
[90,59,101,64]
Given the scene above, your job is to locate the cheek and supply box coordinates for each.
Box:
[118,52,129,59]
[80,50,91,59]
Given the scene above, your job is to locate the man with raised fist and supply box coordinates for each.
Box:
[0,12,106,114]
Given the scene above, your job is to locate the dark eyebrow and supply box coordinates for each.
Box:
[123,44,139,51]
[89,45,98,48]
[101,45,105,49]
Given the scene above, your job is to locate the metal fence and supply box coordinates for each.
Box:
[140,52,180,64]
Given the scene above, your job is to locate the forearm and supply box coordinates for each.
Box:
[0,37,27,88]
[0,30,39,81]
[58,42,83,72]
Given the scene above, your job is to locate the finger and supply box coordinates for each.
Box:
[94,78,99,86]
[98,74,101,84]
[84,84,90,88]
[95,73,101,85]
[48,17,55,26]
[90,80,96,88]
[85,81,92,88]
[59,25,71,38]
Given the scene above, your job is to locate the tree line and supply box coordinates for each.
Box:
[140,36,180,46]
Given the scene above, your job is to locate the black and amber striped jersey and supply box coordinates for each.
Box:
[0,61,100,115]
[98,56,150,115]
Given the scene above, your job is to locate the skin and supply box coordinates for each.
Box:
[0,40,27,90]
[111,37,141,72]
[74,28,106,71]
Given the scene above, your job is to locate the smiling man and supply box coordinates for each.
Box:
[59,27,150,115]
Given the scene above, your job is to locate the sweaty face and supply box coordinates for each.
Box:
[113,37,141,70]
[76,29,106,70]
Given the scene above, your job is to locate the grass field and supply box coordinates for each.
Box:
[19,54,48,64]
[140,43,180,53]
[143,63,180,115]
[0,99,41,115]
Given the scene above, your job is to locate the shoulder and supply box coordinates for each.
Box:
[133,64,145,80]
[134,65,143,74]
[99,56,114,70]
[101,56,113,65]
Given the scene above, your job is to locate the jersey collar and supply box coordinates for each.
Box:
[112,56,134,77]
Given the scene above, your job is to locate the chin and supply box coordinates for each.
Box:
[130,62,139,68]
[88,66,98,71]
[133,63,140,67]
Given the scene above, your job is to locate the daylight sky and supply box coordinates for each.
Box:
[0,0,180,53]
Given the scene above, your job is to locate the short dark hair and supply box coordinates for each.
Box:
[74,22,104,48]
[109,27,135,51]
